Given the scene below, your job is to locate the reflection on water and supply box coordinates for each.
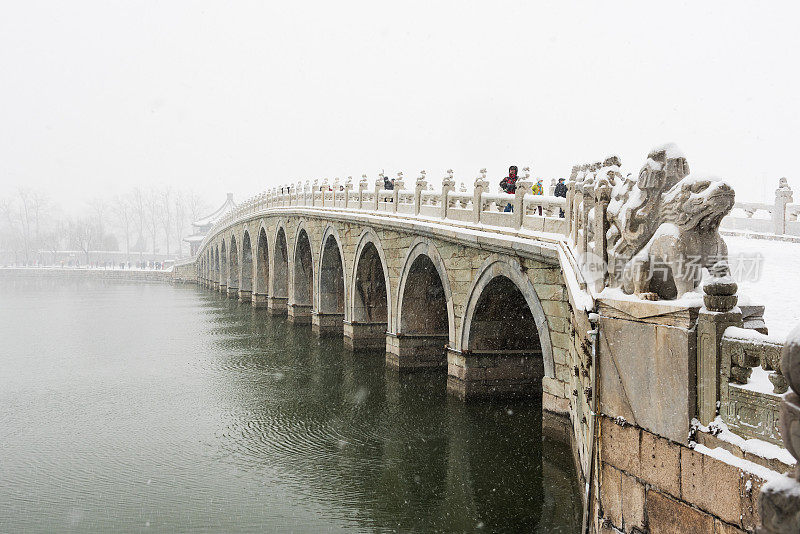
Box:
[0,279,581,533]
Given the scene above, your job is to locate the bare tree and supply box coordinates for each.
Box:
[16,188,34,263]
[112,195,133,262]
[184,190,209,223]
[86,197,109,245]
[174,192,186,257]
[159,188,173,256]
[0,196,22,264]
[144,189,160,254]
[70,217,101,265]
[42,222,67,265]
[29,190,48,262]
[130,188,147,260]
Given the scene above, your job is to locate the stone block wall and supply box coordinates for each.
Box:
[173,261,196,282]
[598,416,766,534]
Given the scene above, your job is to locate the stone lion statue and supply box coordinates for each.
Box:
[620,176,735,300]
[607,143,690,271]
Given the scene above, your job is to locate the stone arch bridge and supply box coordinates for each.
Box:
[185,189,583,405]
[174,156,800,532]
[173,172,612,521]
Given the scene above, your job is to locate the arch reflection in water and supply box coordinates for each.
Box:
[211,291,582,533]
[0,280,582,533]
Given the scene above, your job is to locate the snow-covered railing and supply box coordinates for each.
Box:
[197,168,570,254]
[721,178,800,237]
[720,326,788,444]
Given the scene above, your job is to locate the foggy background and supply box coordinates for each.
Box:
[1,0,798,258]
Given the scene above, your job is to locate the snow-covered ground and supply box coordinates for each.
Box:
[726,235,800,338]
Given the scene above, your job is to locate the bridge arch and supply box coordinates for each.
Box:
[213,246,220,286]
[272,223,289,301]
[395,238,455,341]
[315,225,347,333]
[254,224,270,299]
[292,223,314,313]
[350,228,390,325]
[219,241,228,289]
[240,229,253,299]
[459,256,555,380]
[228,233,240,293]
[388,238,455,369]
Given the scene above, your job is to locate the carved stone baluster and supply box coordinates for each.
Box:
[393,172,404,212]
[332,177,340,206]
[592,178,612,292]
[697,262,742,425]
[358,175,368,210]
[773,177,793,235]
[374,175,383,211]
[566,166,578,239]
[414,171,427,215]
[344,176,353,209]
[441,169,455,219]
[311,179,319,207]
[473,168,488,224]
[515,167,532,229]
[573,176,585,249]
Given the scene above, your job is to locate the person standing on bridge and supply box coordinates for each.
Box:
[531,179,544,215]
[500,165,518,212]
[554,177,567,217]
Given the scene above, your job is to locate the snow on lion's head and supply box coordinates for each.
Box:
[661,176,735,232]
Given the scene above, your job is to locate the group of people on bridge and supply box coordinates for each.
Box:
[280,165,569,215]
[499,165,567,215]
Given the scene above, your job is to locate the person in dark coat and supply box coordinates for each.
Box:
[554,178,567,217]
[500,165,518,212]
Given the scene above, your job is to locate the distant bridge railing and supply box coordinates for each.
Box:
[721,177,800,237]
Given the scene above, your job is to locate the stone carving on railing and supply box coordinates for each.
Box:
[414,171,427,215]
[759,323,800,533]
[599,144,736,300]
[473,169,489,223]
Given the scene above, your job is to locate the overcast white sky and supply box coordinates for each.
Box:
[1,1,798,212]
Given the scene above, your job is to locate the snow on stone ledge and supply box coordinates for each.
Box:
[724,326,785,346]
[733,366,781,395]
[596,286,705,308]
[693,443,784,483]
[693,416,796,466]
[762,473,800,498]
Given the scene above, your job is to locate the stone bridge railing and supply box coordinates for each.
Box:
[720,327,787,444]
[193,163,622,299]
[200,169,569,253]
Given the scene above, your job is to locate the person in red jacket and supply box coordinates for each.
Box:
[499,165,518,212]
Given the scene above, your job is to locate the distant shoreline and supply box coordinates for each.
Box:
[0,267,174,283]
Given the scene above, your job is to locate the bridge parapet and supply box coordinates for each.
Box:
[202,171,569,250]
